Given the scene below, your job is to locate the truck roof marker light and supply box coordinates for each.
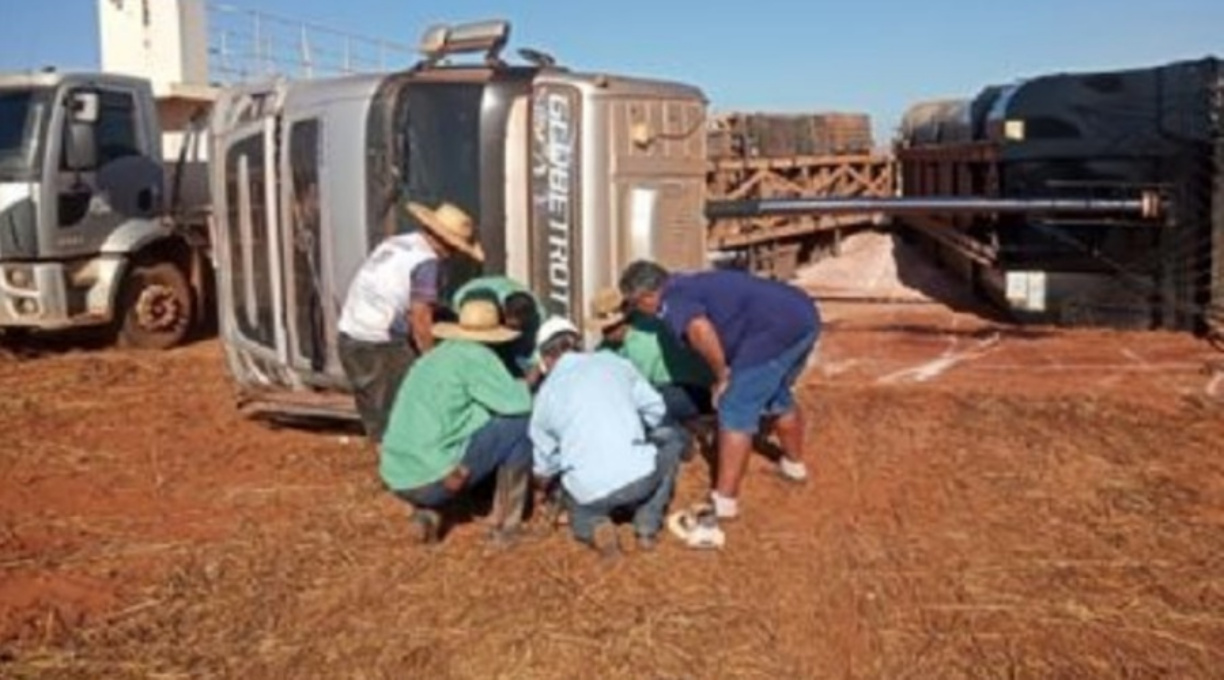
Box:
[416,19,511,69]
[418,25,450,56]
[631,122,654,149]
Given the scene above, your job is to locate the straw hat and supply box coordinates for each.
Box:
[406,201,485,262]
[588,287,627,331]
[433,299,519,344]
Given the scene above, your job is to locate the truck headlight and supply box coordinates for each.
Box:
[5,267,32,289]
[16,298,38,316]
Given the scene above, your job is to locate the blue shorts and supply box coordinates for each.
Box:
[719,331,818,434]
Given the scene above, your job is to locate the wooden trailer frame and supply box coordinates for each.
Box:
[705,153,894,278]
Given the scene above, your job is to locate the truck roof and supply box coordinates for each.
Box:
[0,70,153,91]
[541,70,707,102]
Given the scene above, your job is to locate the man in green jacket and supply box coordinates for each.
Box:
[589,287,715,425]
[381,298,534,545]
[451,275,545,379]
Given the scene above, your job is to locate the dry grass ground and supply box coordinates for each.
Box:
[2,243,1222,678]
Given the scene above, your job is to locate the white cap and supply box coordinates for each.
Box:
[535,316,580,351]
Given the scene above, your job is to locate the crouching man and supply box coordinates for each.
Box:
[452,275,546,380]
[589,287,715,427]
[529,318,691,557]
[380,299,534,545]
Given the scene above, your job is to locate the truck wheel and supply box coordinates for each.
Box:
[117,262,193,350]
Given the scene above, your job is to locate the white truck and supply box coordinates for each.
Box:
[210,20,710,420]
[0,70,212,348]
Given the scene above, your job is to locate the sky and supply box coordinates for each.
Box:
[1,0,1222,141]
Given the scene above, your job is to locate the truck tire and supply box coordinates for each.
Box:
[116,261,193,350]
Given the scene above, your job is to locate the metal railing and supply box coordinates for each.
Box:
[206,2,416,82]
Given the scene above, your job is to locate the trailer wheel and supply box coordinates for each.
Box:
[116,261,193,350]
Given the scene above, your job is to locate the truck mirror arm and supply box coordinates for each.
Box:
[169,105,210,222]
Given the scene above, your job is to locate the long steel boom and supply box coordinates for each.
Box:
[705,195,1163,221]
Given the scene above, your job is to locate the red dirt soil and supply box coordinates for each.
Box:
[1,244,1222,677]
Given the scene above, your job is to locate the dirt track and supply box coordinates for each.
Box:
[2,245,1224,678]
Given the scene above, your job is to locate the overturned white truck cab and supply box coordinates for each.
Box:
[210,21,708,420]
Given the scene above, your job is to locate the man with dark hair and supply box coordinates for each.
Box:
[619,260,821,520]
[501,291,540,334]
[529,317,690,557]
[451,275,544,378]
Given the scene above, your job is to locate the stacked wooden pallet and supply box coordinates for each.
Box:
[708,112,874,159]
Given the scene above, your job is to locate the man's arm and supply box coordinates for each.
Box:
[408,260,440,352]
[659,294,723,380]
[468,348,534,416]
[523,361,545,390]
[528,401,562,480]
[685,316,728,382]
[409,301,435,353]
[685,316,731,406]
[627,361,667,429]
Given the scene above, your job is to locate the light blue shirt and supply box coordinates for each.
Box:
[529,352,667,505]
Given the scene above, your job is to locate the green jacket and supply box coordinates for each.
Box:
[599,316,714,388]
[451,275,545,375]
[380,339,532,490]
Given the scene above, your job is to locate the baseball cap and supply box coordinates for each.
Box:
[535,316,580,352]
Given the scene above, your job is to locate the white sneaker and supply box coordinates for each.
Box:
[778,458,809,483]
[666,504,726,550]
[710,492,740,520]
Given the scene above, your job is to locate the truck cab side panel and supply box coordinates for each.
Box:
[0,73,179,332]
[214,62,709,423]
[530,72,708,330]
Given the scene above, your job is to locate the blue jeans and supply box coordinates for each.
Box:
[395,416,532,508]
[657,383,713,424]
[719,331,818,434]
[567,424,690,543]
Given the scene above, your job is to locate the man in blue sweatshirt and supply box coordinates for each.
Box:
[620,261,821,520]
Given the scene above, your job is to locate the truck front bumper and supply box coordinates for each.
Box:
[0,261,107,330]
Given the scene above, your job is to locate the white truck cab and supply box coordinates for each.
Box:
[0,70,211,348]
[210,20,708,420]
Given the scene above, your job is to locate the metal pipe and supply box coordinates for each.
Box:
[705,195,1159,221]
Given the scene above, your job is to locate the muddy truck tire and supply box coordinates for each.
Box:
[116,261,194,350]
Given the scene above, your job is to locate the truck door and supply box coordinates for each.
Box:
[219,110,287,364]
[50,84,161,258]
[282,115,328,373]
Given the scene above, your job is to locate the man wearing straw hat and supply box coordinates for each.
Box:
[380,298,533,545]
[589,287,715,427]
[336,201,484,444]
[530,317,691,557]
[451,275,546,379]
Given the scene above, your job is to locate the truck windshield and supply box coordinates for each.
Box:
[399,84,483,227]
[0,88,49,180]
[397,83,485,292]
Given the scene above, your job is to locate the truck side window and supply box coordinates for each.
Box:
[59,89,140,171]
[95,90,140,165]
[288,119,325,370]
[224,133,275,347]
